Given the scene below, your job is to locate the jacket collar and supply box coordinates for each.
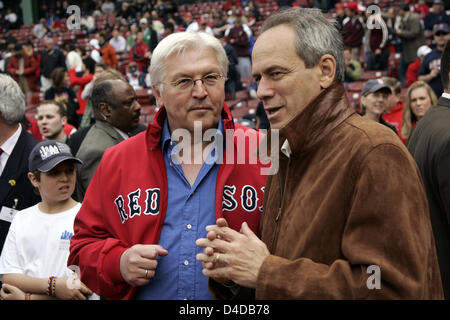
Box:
[388,101,404,115]
[95,120,125,141]
[146,103,235,150]
[279,82,355,157]
[438,95,450,107]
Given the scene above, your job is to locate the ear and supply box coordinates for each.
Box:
[98,102,112,119]
[61,115,67,125]
[360,95,366,108]
[152,85,165,108]
[28,172,40,188]
[318,54,336,90]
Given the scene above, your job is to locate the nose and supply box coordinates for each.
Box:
[134,99,142,111]
[192,80,208,99]
[59,171,69,182]
[256,77,275,101]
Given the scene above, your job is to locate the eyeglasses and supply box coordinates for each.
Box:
[164,73,225,91]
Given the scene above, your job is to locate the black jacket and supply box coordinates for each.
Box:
[0,127,41,254]
[407,96,450,299]
[40,48,66,78]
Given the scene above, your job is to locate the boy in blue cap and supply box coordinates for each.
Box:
[0,140,95,300]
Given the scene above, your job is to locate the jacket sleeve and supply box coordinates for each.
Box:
[436,140,450,225]
[68,158,129,297]
[110,47,118,69]
[22,57,37,75]
[255,144,442,299]
[7,58,17,75]
[399,17,423,39]
[68,68,94,87]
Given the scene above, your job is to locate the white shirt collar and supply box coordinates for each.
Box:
[281,139,291,158]
[1,124,22,156]
[114,127,129,140]
[442,92,450,100]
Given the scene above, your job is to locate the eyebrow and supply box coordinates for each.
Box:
[170,69,222,79]
[253,65,291,78]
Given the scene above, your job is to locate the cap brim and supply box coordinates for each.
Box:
[370,83,392,94]
[37,156,83,173]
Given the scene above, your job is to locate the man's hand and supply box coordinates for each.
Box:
[1,283,25,300]
[198,218,233,285]
[430,67,440,79]
[196,220,270,289]
[120,244,168,287]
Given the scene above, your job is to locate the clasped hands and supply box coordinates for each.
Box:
[195,218,270,289]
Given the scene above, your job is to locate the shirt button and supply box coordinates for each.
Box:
[187,224,192,230]
[184,260,189,266]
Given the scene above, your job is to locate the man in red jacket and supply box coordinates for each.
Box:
[405,45,432,88]
[97,32,118,70]
[129,31,150,73]
[68,31,268,300]
[382,76,405,133]
[343,2,364,62]
[7,44,38,94]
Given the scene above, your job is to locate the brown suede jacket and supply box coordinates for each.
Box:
[212,82,444,299]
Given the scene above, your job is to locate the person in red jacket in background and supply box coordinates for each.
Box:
[343,2,364,62]
[405,45,432,88]
[68,57,95,125]
[129,31,151,73]
[97,32,118,70]
[415,0,430,18]
[7,44,38,94]
[382,76,404,134]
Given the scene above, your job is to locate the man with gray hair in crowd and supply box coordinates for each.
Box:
[68,31,267,299]
[196,7,444,299]
[0,74,40,256]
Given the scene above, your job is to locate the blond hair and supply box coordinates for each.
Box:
[401,81,438,139]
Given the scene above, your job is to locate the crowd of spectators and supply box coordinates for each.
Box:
[0,0,448,143]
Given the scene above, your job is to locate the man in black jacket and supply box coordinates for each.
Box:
[0,74,40,255]
[40,37,66,92]
[407,41,450,299]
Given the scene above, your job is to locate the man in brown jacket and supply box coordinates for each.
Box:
[196,8,444,299]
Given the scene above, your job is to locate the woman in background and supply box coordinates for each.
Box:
[400,81,437,143]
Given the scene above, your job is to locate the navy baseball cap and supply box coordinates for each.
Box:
[361,79,392,96]
[29,140,82,172]
[434,23,450,34]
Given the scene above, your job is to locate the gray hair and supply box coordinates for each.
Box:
[260,7,345,82]
[150,31,229,90]
[0,74,25,124]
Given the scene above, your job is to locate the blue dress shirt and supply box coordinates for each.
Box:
[136,118,223,300]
